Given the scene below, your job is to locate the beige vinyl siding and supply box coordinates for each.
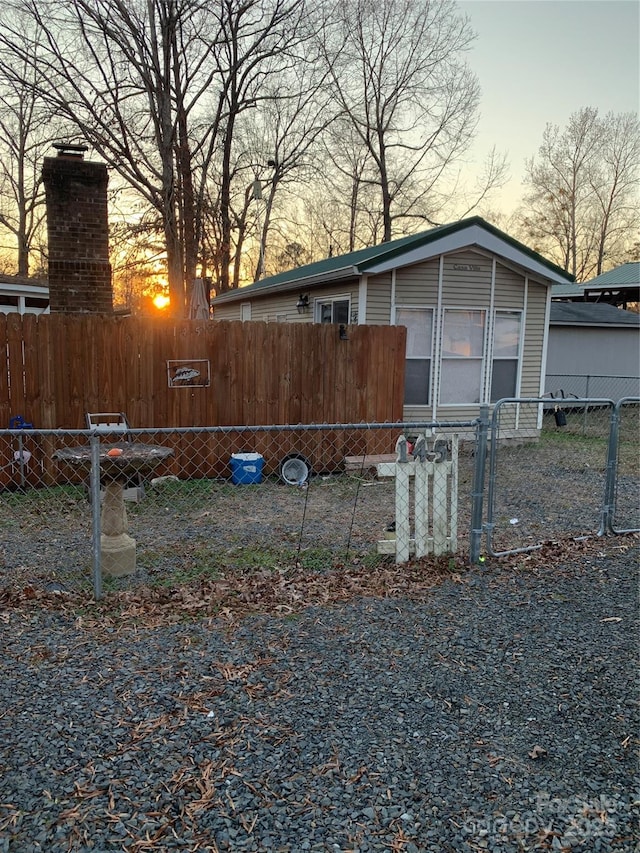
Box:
[440,251,492,307]
[494,262,525,309]
[212,302,242,321]
[213,283,361,324]
[403,403,480,423]
[395,258,439,303]
[521,279,548,396]
[365,274,392,323]
[215,293,306,322]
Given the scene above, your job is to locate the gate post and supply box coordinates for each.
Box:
[601,403,620,535]
[470,405,489,563]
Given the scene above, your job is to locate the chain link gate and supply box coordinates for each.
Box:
[606,398,640,534]
[482,397,639,558]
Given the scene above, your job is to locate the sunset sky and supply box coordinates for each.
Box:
[457,0,640,214]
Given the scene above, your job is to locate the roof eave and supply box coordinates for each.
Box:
[363,223,573,285]
[213,265,359,304]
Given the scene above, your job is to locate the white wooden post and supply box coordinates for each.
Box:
[377,434,459,563]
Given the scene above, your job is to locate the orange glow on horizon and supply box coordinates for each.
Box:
[153,294,170,310]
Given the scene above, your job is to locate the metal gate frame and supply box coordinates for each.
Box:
[473,396,639,560]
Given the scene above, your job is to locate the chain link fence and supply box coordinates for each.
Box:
[1,403,637,599]
[545,373,639,401]
[609,398,640,534]
[484,397,639,557]
[0,421,479,598]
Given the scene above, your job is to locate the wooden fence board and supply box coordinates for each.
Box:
[1,315,406,475]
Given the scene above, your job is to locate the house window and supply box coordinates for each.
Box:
[490,310,522,402]
[317,297,349,324]
[240,302,251,322]
[440,309,486,404]
[396,307,433,405]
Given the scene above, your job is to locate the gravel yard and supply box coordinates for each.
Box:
[1,536,638,852]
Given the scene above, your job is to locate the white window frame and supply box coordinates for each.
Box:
[439,307,487,406]
[490,309,523,402]
[315,294,351,324]
[396,305,434,407]
[240,302,251,322]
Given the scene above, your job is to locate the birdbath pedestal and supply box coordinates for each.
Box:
[54,442,173,577]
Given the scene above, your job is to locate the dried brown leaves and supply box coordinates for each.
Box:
[0,534,637,633]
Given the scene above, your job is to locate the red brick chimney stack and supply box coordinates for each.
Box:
[42,143,113,314]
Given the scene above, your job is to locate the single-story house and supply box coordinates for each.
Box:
[0,277,50,315]
[545,301,640,400]
[552,261,640,309]
[213,217,574,425]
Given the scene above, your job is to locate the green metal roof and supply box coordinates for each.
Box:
[551,262,640,300]
[583,262,640,289]
[214,216,574,303]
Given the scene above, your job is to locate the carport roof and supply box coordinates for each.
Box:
[552,262,640,301]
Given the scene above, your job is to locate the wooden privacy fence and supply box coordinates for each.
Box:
[0,315,407,481]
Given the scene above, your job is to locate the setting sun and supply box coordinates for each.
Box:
[153,294,170,310]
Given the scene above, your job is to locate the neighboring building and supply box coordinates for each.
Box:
[0,277,50,315]
[212,217,574,425]
[545,302,640,399]
[552,262,640,309]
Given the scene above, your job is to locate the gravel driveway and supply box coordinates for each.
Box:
[1,538,638,852]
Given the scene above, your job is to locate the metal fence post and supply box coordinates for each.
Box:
[470,405,489,563]
[90,433,102,600]
[601,402,620,535]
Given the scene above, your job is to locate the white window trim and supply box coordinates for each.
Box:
[314,293,351,324]
[438,306,488,407]
[358,276,367,324]
[482,258,497,403]
[395,305,435,408]
[432,256,445,418]
[490,308,524,404]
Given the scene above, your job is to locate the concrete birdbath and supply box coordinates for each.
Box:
[54,442,173,577]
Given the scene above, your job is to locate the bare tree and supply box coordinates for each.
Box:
[0,25,57,275]
[519,108,640,280]
[242,68,337,281]
[0,0,215,313]
[318,0,504,242]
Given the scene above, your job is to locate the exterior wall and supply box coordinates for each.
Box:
[212,246,555,428]
[521,278,548,397]
[395,258,440,304]
[440,252,491,307]
[546,325,640,397]
[547,326,640,376]
[42,152,113,314]
[494,262,525,310]
[396,254,551,422]
[214,282,361,323]
[0,284,49,315]
[213,301,243,320]
[364,274,392,323]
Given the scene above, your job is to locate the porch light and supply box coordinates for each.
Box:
[296,293,309,314]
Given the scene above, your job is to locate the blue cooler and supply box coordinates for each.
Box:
[230,452,264,485]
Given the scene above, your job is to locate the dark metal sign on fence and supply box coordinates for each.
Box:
[167,359,211,388]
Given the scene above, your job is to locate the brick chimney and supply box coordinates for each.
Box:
[42,143,113,314]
